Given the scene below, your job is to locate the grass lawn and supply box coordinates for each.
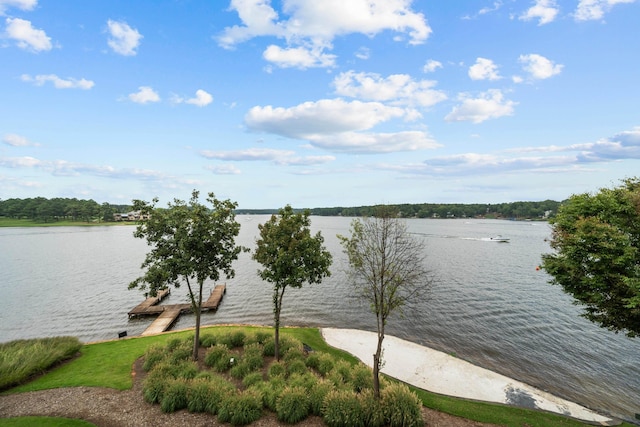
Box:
[2,326,633,427]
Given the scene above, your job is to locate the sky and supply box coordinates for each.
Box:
[1,0,639,209]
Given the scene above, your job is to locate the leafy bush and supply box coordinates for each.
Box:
[242,371,263,388]
[242,343,265,371]
[251,376,284,411]
[358,389,385,427]
[169,340,193,364]
[305,352,321,370]
[283,346,305,362]
[309,378,333,416]
[166,337,184,351]
[204,344,232,372]
[276,386,310,424]
[286,359,308,376]
[160,378,189,413]
[287,372,317,391]
[187,376,235,414]
[262,335,302,357]
[0,337,82,390]
[199,333,217,347]
[267,360,286,378]
[218,389,263,426]
[351,364,373,392]
[142,370,168,404]
[381,382,424,427]
[322,389,365,427]
[245,331,271,345]
[316,352,335,376]
[332,360,353,384]
[142,344,167,372]
[219,331,246,348]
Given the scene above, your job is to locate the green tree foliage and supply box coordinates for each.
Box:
[253,205,332,360]
[129,190,247,359]
[542,178,640,337]
[339,206,433,398]
[0,197,117,222]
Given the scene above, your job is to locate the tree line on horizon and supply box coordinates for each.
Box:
[0,196,562,223]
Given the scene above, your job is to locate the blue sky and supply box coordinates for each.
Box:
[1,0,638,209]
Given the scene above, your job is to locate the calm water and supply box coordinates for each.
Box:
[1,217,638,423]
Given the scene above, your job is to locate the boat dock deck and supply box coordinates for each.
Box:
[129,284,226,336]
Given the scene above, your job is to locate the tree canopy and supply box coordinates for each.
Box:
[541,178,640,337]
[253,205,332,360]
[339,206,433,397]
[129,190,246,359]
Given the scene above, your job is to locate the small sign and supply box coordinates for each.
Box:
[118,331,127,339]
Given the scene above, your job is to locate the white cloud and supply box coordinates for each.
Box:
[106,19,142,56]
[4,17,51,51]
[519,53,563,79]
[423,59,442,73]
[21,74,94,89]
[2,133,39,147]
[0,0,37,15]
[574,0,636,21]
[218,0,431,68]
[263,45,336,69]
[205,164,242,175]
[355,47,370,60]
[468,58,501,81]
[128,86,160,104]
[245,98,407,138]
[520,0,559,25]
[445,89,516,124]
[200,147,335,166]
[333,71,447,109]
[185,89,213,107]
[306,130,440,154]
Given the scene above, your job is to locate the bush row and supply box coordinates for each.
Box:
[142,333,423,426]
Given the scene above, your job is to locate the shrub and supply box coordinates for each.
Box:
[160,378,189,413]
[322,389,365,427]
[283,346,305,363]
[351,364,373,392]
[172,360,199,380]
[204,344,232,372]
[263,335,301,358]
[305,352,321,370]
[267,360,286,378]
[309,378,333,416]
[245,331,271,345]
[205,376,236,415]
[219,331,246,348]
[287,372,317,391]
[251,376,285,411]
[316,352,335,376]
[186,378,213,413]
[243,343,265,371]
[199,333,217,347]
[169,341,193,364]
[242,371,263,388]
[142,370,168,404]
[142,344,167,372]
[332,360,353,384]
[276,386,310,424]
[218,389,263,426]
[358,389,385,427]
[286,359,307,377]
[381,383,424,427]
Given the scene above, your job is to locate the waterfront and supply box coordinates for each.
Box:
[0,217,638,422]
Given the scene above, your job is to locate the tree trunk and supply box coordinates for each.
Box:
[373,325,385,399]
[274,286,286,361]
[192,281,204,361]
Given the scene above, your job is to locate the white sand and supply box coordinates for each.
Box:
[321,328,616,425]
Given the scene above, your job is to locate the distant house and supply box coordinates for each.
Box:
[114,210,149,221]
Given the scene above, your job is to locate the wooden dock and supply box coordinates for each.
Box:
[129,284,226,336]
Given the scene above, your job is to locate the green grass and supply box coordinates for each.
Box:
[0,337,82,390]
[0,417,96,427]
[2,326,634,427]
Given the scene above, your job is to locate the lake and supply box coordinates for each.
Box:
[0,217,638,423]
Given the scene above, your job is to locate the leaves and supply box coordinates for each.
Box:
[542,177,640,337]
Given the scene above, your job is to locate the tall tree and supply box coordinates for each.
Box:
[542,177,640,337]
[339,206,433,398]
[129,190,246,360]
[253,205,332,360]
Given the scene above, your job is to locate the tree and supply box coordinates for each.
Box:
[541,177,640,337]
[339,206,433,398]
[253,205,332,360]
[129,190,246,360]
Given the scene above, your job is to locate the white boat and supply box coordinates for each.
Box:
[489,235,510,242]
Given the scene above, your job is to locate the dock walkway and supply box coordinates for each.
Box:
[129,284,226,336]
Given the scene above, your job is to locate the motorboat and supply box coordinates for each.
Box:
[489,235,510,242]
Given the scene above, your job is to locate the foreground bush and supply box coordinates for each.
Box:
[322,389,365,427]
[277,386,310,423]
[381,383,424,427]
[160,378,189,413]
[0,337,82,390]
[218,389,263,426]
